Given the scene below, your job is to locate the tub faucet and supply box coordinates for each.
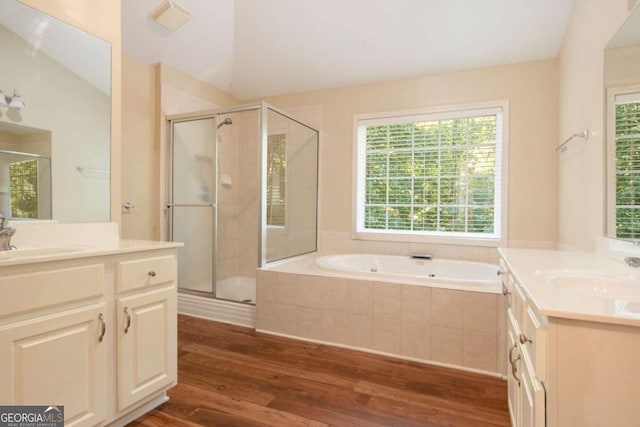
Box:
[409,253,432,260]
[0,215,16,251]
[624,257,640,268]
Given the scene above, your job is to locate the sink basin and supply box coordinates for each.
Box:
[534,268,640,298]
[534,268,622,280]
[0,247,83,260]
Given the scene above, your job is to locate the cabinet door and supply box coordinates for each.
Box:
[117,285,177,411]
[507,309,521,426]
[0,304,107,427]
[521,368,535,427]
[521,362,546,427]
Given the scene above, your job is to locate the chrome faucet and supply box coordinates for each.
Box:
[0,215,16,251]
[409,253,432,260]
[624,257,640,268]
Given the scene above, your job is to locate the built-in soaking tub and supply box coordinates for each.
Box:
[315,253,501,293]
[256,253,505,377]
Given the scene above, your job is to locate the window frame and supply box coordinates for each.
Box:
[352,100,509,247]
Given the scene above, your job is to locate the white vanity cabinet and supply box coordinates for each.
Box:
[0,246,179,427]
[501,259,546,427]
[500,248,640,427]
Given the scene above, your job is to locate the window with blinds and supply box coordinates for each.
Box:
[614,93,640,240]
[267,133,287,226]
[355,104,506,243]
[9,159,39,219]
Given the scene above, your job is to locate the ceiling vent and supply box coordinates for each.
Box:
[148,0,192,32]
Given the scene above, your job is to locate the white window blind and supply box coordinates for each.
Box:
[355,105,505,242]
[614,92,640,240]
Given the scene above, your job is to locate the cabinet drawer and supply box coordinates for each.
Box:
[0,264,104,317]
[117,255,176,293]
[521,305,547,382]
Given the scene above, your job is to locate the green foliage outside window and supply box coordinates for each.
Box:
[267,133,286,226]
[362,114,498,235]
[10,159,38,218]
[615,101,640,239]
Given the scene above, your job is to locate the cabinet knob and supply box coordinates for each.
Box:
[497,270,505,276]
[519,333,532,345]
[502,285,511,296]
[148,271,157,278]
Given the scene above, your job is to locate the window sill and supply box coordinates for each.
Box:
[352,230,504,247]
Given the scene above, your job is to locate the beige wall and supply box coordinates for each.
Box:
[260,59,559,249]
[19,0,122,225]
[556,0,631,251]
[121,55,158,239]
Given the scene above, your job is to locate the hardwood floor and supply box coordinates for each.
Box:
[130,315,509,427]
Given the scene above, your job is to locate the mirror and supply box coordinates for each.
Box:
[0,1,110,223]
[604,6,640,241]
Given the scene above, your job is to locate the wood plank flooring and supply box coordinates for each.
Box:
[129,315,509,427]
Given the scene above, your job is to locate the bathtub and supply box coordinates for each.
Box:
[257,252,505,376]
[315,253,501,293]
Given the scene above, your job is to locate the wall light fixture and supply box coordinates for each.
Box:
[0,90,25,110]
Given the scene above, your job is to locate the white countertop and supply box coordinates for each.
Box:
[499,247,640,327]
[0,222,182,267]
[0,239,183,267]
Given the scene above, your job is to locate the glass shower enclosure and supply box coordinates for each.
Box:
[167,103,318,304]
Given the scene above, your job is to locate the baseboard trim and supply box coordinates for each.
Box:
[178,293,256,328]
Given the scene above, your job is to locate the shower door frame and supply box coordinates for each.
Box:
[167,103,263,300]
[166,102,319,299]
[166,115,218,297]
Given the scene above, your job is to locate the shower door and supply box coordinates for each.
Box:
[169,110,261,304]
[170,118,216,294]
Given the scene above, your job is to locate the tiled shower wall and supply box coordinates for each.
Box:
[257,269,506,376]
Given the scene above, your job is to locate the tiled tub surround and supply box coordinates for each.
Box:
[257,254,506,376]
[318,231,556,264]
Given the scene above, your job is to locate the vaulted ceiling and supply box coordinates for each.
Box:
[122,0,576,100]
